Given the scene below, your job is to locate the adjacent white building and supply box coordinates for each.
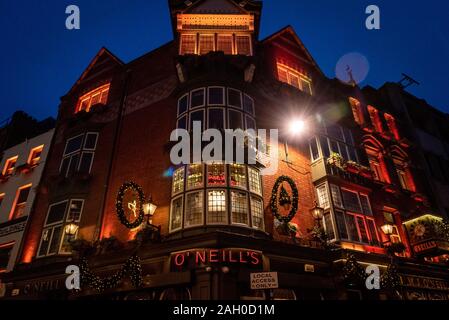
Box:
[0,129,54,272]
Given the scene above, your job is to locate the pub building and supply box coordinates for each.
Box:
[0,0,448,301]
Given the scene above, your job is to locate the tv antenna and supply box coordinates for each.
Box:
[398,73,420,89]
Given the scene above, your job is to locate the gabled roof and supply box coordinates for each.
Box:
[262,25,323,76]
[67,47,124,95]
[185,0,248,14]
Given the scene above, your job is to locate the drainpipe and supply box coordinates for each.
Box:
[93,68,132,241]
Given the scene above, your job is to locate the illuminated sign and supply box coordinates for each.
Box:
[172,249,262,267]
[413,241,437,253]
[400,275,449,291]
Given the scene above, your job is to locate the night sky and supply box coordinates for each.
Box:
[1,0,448,122]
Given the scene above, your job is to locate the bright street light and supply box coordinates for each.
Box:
[289,119,306,135]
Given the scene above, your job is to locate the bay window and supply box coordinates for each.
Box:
[230,164,247,188]
[248,167,261,194]
[172,167,185,194]
[38,199,84,257]
[316,184,330,209]
[231,191,248,225]
[184,192,203,228]
[208,163,226,186]
[250,196,264,230]
[207,190,227,224]
[170,196,183,232]
[187,164,203,189]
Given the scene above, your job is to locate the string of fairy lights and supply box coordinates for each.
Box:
[270,176,299,223]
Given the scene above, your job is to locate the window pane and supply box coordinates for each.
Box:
[231,191,248,225]
[78,152,93,174]
[68,200,83,222]
[172,168,185,194]
[217,35,233,54]
[248,167,261,194]
[330,184,344,208]
[0,246,12,269]
[300,78,312,95]
[208,190,227,224]
[60,230,77,254]
[329,140,340,155]
[316,184,330,209]
[228,89,242,108]
[339,142,349,161]
[250,197,264,230]
[229,164,247,189]
[170,197,183,231]
[208,87,224,105]
[367,219,380,246]
[84,133,98,150]
[327,125,344,141]
[190,110,204,131]
[288,73,300,89]
[348,147,358,162]
[64,135,83,155]
[207,163,225,186]
[359,194,372,215]
[178,95,189,115]
[229,110,243,129]
[38,229,51,256]
[310,137,319,161]
[48,226,62,255]
[60,158,70,176]
[208,109,224,129]
[67,154,80,177]
[335,211,348,240]
[245,116,256,130]
[346,214,359,242]
[324,213,335,240]
[185,192,203,227]
[356,216,369,243]
[180,34,196,54]
[199,34,214,55]
[17,186,31,204]
[191,89,205,108]
[278,67,288,83]
[341,190,362,213]
[243,94,254,114]
[187,164,203,189]
[343,128,354,145]
[236,35,251,55]
[319,136,330,158]
[177,115,187,130]
[46,202,68,225]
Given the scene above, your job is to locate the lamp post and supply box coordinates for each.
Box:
[143,196,158,226]
[381,223,394,244]
[310,202,324,227]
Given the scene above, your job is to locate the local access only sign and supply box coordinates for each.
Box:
[250,272,279,290]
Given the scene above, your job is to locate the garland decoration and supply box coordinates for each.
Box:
[80,254,143,292]
[116,181,145,229]
[270,176,299,223]
[279,185,292,207]
[380,264,400,289]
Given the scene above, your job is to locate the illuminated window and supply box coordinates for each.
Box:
[231,191,248,225]
[349,98,364,125]
[199,34,215,55]
[170,196,183,232]
[235,35,252,56]
[248,167,261,194]
[0,193,4,208]
[390,225,402,244]
[60,133,98,178]
[207,190,227,224]
[76,84,110,113]
[230,164,247,189]
[10,185,31,220]
[184,192,203,228]
[250,196,264,230]
[277,63,312,95]
[28,145,44,166]
[0,243,14,272]
[344,213,379,244]
[207,163,226,186]
[2,156,18,176]
[316,184,330,209]
[217,34,233,54]
[180,34,197,55]
[172,167,185,194]
[384,113,400,140]
[186,164,203,189]
[38,199,84,257]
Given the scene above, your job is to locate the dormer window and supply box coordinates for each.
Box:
[277,63,312,95]
[179,33,252,56]
[76,84,110,113]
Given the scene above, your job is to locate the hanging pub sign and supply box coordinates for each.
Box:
[171,249,263,268]
[116,181,145,229]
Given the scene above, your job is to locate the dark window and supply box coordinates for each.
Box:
[228,89,242,108]
[46,202,68,225]
[78,152,94,174]
[191,89,205,108]
[310,137,320,161]
[0,245,13,270]
[319,136,330,158]
[64,135,83,155]
[190,110,204,131]
[245,116,256,130]
[335,210,348,240]
[178,95,189,115]
[243,94,254,114]
[208,88,224,105]
[208,109,224,129]
[229,110,243,129]
[177,116,187,130]
[356,216,369,243]
[84,133,98,150]
[324,213,335,240]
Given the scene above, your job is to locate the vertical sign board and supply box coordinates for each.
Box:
[250,272,279,290]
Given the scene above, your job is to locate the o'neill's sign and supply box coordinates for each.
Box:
[171,248,263,268]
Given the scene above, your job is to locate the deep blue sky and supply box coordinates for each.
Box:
[1,0,448,122]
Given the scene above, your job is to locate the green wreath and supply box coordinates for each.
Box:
[116,182,145,229]
[270,176,299,223]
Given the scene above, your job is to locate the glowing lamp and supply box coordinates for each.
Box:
[310,204,324,220]
[65,223,79,236]
[289,119,306,135]
[381,223,394,236]
[143,202,157,216]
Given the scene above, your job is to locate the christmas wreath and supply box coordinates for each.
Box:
[270,176,299,223]
[116,182,145,229]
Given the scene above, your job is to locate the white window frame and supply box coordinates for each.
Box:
[60,133,98,178]
[190,88,206,109]
[207,86,225,106]
[206,189,228,225]
[316,183,330,209]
